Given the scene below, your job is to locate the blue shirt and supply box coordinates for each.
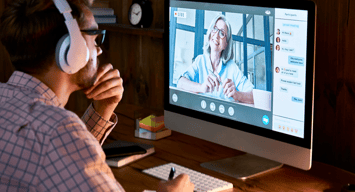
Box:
[180,54,254,101]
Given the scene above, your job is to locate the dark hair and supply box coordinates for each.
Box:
[0,0,89,74]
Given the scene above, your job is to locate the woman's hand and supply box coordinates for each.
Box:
[221,79,254,104]
[222,78,237,100]
[200,73,221,93]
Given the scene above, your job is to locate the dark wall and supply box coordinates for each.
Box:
[312,0,355,172]
[1,0,355,173]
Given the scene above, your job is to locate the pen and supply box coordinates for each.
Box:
[168,167,175,180]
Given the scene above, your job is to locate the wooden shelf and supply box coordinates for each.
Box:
[99,23,164,38]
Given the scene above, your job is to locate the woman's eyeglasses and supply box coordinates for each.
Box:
[211,26,226,39]
[80,29,106,47]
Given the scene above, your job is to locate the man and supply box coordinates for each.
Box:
[0,0,194,191]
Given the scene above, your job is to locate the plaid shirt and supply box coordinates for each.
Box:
[0,71,125,191]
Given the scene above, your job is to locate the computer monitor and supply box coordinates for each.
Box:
[164,0,316,179]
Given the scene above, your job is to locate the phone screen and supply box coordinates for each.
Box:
[103,145,147,158]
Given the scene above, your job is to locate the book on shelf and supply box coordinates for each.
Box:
[102,140,155,168]
[92,0,110,8]
[94,15,116,24]
[90,7,114,15]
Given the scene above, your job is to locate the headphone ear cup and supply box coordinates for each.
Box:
[55,34,71,73]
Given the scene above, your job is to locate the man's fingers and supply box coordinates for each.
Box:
[96,68,121,86]
[95,63,114,83]
[85,68,121,94]
[87,78,123,99]
[175,174,195,189]
[174,174,191,184]
[91,86,123,101]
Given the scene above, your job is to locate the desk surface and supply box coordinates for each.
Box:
[103,104,355,192]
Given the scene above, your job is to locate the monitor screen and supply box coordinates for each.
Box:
[164,0,315,175]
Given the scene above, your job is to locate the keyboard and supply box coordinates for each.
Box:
[142,162,233,192]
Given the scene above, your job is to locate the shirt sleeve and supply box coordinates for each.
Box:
[38,116,125,192]
[81,103,118,145]
[179,55,203,83]
[232,62,254,92]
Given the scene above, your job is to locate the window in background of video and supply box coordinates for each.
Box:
[235,15,274,91]
[171,7,273,92]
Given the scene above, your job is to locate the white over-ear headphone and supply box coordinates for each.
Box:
[53,0,90,74]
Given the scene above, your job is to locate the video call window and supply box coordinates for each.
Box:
[170,8,274,92]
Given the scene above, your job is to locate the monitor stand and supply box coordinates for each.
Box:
[200,153,283,180]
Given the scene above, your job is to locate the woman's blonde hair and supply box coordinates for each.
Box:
[203,14,233,63]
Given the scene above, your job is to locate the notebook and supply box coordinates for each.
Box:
[102,140,155,167]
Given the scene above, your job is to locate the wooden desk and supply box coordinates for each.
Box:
[104,104,355,192]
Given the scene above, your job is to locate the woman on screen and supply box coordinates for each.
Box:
[177,15,254,104]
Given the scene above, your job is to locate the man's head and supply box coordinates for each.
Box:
[0,0,101,89]
[1,0,86,73]
[73,4,103,89]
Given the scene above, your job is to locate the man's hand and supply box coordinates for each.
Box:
[157,174,195,192]
[84,63,124,120]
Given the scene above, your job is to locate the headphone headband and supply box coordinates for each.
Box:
[53,0,90,74]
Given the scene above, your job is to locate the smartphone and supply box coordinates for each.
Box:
[103,145,147,158]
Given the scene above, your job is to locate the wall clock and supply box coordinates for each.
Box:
[128,0,153,28]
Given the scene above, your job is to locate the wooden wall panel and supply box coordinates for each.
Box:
[0,44,12,83]
[311,0,341,170]
[331,0,355,172]
[0,0,13,83]
[101,30,164,110]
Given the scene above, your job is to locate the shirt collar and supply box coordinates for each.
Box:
[204,53,223,74]
[7,71,62,107]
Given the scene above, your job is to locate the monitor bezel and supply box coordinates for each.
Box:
[164,0,316,149]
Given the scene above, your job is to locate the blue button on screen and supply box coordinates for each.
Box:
[262,115,269,125]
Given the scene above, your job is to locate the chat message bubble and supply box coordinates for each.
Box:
[292,96,303,103]
[281,31,294,36]
[288,56,304,66]
[280,87,288,93]
[281,47,295,53]
[283,23,299,28]
[281,38,288,44]
[280,79,302,87]
[281,68,298,78]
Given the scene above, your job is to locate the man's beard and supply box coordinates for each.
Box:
[75,58,99,90]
